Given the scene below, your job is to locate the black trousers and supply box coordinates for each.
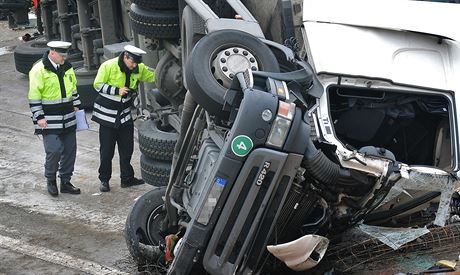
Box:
[98,123,134,182]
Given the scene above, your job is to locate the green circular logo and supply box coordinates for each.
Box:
[231,135,253,157]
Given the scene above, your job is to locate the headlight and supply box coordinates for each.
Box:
[266,101,295,148]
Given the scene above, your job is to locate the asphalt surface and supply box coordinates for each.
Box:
[0,21,154,274]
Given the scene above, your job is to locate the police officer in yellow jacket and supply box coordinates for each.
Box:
[28,41,81,196]
[92,45,155,192]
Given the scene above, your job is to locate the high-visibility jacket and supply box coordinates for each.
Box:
[91,53,155,128]
[28,53,80,135]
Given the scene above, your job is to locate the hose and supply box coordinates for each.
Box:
[302,113,341,185]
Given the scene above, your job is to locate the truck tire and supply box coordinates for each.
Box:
[124,186,167,265]
[140,154,171,187]
[138,119,178,161]
[129,3,179,39]
[75,69,98,110]
[0,0,29,10]
[185,30,279,117]
[14,40,48,74]
[133,0,178,11]
[76,84,97,110]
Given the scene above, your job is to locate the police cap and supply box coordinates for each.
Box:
[47,41,72,56]
[124,45,146,63]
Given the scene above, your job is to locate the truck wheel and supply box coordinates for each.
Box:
[75,68,98,110]
[124,186,167,264]
[14,40,48,74]
[76,84,97,110]
[140,154,171,187]
[129,3,179,39]
[133,0,178,10]
[185,29,279,117]
[138,119,178,161]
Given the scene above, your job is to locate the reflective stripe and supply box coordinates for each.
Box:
[94,103,118,115]
[45,115,64,120]
[64,120,77,128]
[95,84,104,92]
[34,120,76,129]
[122,107,131,114]
[120,114,132,124]
[42,97,73,104]
[33,110,45,119]
[72,90,78,95]
[100,93,131,103]
[64,112,75,119]
[73,99,81,105]
[44,113,75,121]
[39,123,62,129]
[30,106,43,112]
[99,84,116,95]
[93,111,116,123]
[29,99,42,104]
[100,93,121,102]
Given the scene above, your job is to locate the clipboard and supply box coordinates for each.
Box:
[75,109,89,131]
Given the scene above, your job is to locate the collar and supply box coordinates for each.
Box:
[48,56,58,70]
[42,51,72,73]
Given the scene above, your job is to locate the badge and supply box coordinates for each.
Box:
[231,135,253,157]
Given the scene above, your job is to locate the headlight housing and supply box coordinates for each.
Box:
[266,101,295,148]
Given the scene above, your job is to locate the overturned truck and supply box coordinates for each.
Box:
[16,0,460,274]
[124,0,460,274]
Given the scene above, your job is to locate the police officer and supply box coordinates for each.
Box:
[28,41,81,196]
[92,45,155,192]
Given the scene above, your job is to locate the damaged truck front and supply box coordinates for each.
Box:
[124,0,460,274]
[303,0,460,228]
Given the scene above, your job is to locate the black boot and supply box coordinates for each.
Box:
[100,181,110,192]
[60,181,81,194]
[47,179,58,197]
[121,177,144,188]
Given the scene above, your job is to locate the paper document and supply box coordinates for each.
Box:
[76,109,89,131]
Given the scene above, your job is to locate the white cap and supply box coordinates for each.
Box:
[124,45,146,56]
[47,41,72,50]
[47,41,72,56]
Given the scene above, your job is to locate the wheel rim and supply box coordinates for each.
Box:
[146,205,165,245]
[211,46,259,88]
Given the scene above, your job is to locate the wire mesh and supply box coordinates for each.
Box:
[324,224,460,272]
